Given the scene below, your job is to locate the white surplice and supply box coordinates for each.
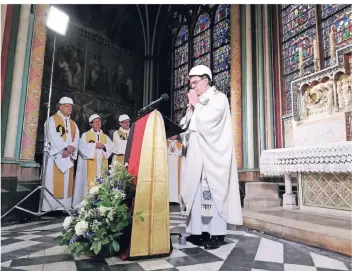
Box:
[112,127,129,163]
[72,129,113,206]
[167,139,182,203]
[42,111,79,211]
[180,86,243,235]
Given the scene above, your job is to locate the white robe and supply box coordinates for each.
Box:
[167,139,182,203]
[42,111,79,211]
[72,129,113,206]
[112,127,129,162]
[180,86,243,232]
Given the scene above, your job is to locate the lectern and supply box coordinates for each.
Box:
[120,110,183,260]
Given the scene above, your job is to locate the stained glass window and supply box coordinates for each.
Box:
[281,5,316,115]
[172,5,232,121]
[173,86,188,111]
[213,70,230,95]
[193,31,210,58]
[321,5,351,67]
[212,5,231,96]
[175,25,189,47]
[193,13,211,71]
[173,24,189,124]
[213,44,230,74]
[193,53,210,67]
[213,19,230,48]
[281,5,316,42]
[194,14,211,35]
[175,43,188,68]
[174,63,188,89]
[215,4,230,24]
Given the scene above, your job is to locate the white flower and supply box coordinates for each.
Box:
[98,206,111,216]
[107,211,114,221]
[89,185,100,195]
[75,220,89,236]
[77,200,86,208]
[63,216,74,230]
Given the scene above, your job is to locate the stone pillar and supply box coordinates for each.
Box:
[3,5,31,159]
[1,4,7,49]
[283,172,296,209]
[230,5,243,168]
[245,5,255,169]
[263,6,274,149]
[19,5,48,160]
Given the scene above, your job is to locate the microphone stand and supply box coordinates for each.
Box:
[1,36,70,220]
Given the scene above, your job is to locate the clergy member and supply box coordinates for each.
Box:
[112,114,130,164]
[42,96,79,212]
[73,114,113,206]
[180,65,243,250]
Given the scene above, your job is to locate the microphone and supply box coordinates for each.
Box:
[138,94,169,114]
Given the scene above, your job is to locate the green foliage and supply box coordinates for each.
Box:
[58,161,144,257]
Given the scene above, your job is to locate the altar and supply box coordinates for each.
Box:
[260,44,352,218]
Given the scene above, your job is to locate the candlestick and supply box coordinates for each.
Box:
[313,39,318,60]
[330,26,335,60]
[299,45,303,76]
[299,46,303,66]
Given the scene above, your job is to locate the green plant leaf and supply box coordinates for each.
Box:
[112,240,120,252]
[93,242,102,255]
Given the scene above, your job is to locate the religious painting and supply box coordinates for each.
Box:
[43,30,86,91]
[38,21,142,163]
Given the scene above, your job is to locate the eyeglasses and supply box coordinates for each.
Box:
[189,78,205,88]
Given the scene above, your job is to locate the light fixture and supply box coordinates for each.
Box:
[46,6,69,36]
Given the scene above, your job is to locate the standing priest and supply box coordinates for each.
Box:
[112,114,130,164]
[42,97,79,212]
[73,114,114,206]
[180,65,243,250]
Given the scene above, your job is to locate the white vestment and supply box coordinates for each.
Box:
[180,86,243,235]
[73,129,113,206]
[42,111,79,211]
[112,127,129,163]
[167,139,182,203]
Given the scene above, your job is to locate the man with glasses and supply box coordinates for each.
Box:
[42,97,80,212]
[73,114,114,206]
[179,65,243,250]
[112,114,131,164]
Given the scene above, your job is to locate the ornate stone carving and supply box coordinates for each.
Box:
[336,75,352,112]
[291,44,352,121]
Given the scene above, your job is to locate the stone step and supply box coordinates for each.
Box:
[243,208,352,256]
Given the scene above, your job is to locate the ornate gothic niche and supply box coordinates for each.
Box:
[291,44,352,121]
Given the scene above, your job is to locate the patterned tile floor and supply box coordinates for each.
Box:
[1,209,351,271]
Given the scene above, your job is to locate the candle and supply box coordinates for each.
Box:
[330,26,335,53]
[313,39,318,60]
[299,46,303,66]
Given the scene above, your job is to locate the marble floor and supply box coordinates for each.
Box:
[1,209,351,271]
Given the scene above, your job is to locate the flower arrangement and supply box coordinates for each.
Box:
[57,161,143,257]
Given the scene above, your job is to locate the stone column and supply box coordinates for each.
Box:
[19,5,48,160]
[246,5,255,168]
[3,5,31,159]
[283,172,296,209]
[263,6,274,149]
[230,5,243,168]
[1,4,7,49]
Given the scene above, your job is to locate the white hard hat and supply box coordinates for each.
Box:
[59,97,73,105]
[89,114,100,123]
[189,65,212,81]
[119,114,130,122]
